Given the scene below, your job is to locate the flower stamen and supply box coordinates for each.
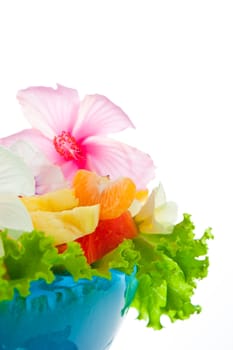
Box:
[53,131,84,161]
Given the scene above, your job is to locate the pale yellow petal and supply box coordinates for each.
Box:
[138,217,173,234]
[135,189,156,222]
[135,189,149,201]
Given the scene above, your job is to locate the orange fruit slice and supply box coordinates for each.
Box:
[73,170,136,220]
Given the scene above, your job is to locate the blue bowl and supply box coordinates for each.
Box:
[0,270,138,350]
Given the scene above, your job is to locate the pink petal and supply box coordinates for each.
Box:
[0,129,62,165]
[35,164,68,195]
[60,160,80,182]
[17,84,80,139]
[83,136,155,189]
[73,94,135,140]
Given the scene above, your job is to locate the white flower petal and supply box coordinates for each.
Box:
[135,189,156,222]
[0,146,35,195]
[154,183,166,208]
[155,202,178,225]
[136,183,178,235]
[128,199,143,217]
[0,194,33,232]
[139,216,174,234]
[9,140,67,194]
[35,164,68,194]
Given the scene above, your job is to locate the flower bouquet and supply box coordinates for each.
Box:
[0,85,212,350]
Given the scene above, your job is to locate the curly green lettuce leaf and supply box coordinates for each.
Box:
[0,230,138,302]
[93,239,140,278]
[0,212,212,330]
[0,230,92,301]
[131,213,213,329]
[0,230,56,300]
[52,241,93,281]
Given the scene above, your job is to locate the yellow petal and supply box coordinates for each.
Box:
[30,205,100,245]
[135,189,156,222]
[129,189,149,216]
[138,217,170,234]
[135,189,149,201]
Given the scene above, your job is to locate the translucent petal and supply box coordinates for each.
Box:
[154,183,166,208]
[0,194,33,232]
[138,217,160,233]
[128,199,143,217]
[9,140,67,194]
[0,146,35,195]
[35,164,68,194]
[136,183,178,234]
[0,129,61,165]
[135,189,156,222]
[155,202,178,225]
[138,216,173,234]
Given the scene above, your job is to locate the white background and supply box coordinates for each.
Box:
[0,1,232,349]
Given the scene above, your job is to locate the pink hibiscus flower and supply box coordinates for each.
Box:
[0,85,155,189]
